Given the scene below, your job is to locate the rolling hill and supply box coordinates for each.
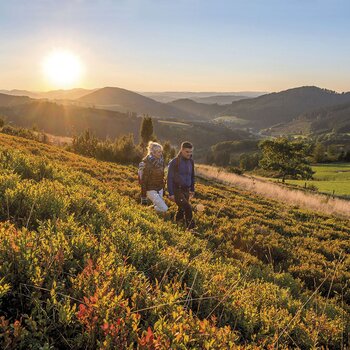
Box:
[0,132,349,349]
[142,91,266,102]
[0,88,95,100]
[193,95,249,104]
[303,102,350,134]
[220,86,350,128]
[167,98,224,120]
[78,87,190,118]
[264,101,350,136]
[0,96,248,151]
[0,93,32,107]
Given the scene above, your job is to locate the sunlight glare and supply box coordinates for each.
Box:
[42,50,83,88]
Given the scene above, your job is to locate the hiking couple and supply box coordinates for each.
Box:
[139,141,195,230]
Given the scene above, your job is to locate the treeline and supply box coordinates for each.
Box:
[68,130,143,164]
[207,140,260,170]
[312,142,350,162]
[208,136,350,180]
[69,116,176,164]
[207,138,313,181]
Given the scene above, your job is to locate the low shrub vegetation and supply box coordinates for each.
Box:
[0,133,349,349]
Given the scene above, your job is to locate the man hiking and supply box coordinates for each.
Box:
[167,141,195,229]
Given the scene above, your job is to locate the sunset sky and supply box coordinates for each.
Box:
[1,0,350,92]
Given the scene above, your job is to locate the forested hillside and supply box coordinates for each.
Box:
[220,86,350,128]
[0,133,349,349]
[0,97,248,153]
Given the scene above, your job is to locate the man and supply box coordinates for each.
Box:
[167,141,195,229]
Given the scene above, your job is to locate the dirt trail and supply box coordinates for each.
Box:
[196,164,350,219]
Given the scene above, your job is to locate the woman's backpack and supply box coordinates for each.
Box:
[138,160,146,185]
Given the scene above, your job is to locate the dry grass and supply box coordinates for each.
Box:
[196,164,350,218]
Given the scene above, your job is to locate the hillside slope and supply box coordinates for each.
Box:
[265,101,350,136]
[78,87,190,119]
[0,98,247,151]
[168,98,224,120]
[0,133,349,349]
[0,88,95,100]
[221,86,350,128]
[0,93,32,107]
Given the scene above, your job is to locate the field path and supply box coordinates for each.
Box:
[196,164,350,218]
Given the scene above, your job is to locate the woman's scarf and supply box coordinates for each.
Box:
[147,154,164,168]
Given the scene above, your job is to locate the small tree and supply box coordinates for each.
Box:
[259,138,314,182]
[344,151,350,162]
[163,141,176,163]
[0,116,5,128]
[114,134,142,164]
[71,130,98,157]
[312,142,326,163]
[239,153,261,171]
[326,144,339,162]
[140,115,155,149]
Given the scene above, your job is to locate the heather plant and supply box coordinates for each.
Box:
[0,133,349,349]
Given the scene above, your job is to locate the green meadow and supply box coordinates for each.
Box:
[276,163,350,197]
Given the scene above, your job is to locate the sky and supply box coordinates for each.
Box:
[1,0,350,92]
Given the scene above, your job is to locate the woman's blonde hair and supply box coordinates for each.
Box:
[147,141,163,156]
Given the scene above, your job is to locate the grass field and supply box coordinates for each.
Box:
[157,120,190,127]
[213,115,250,125]
[280,163,350,197]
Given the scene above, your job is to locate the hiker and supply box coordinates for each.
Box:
[139,141,168,213]
[167,141,195,229]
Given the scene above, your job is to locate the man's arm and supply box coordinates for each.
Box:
[167,159,175,196]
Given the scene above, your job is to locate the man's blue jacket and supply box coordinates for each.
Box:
[167,156,195,196]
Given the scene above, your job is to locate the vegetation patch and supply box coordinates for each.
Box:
[0,133,349,349]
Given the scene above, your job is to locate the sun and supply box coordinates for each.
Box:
[42,50,84,88]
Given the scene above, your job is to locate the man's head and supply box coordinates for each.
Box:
[180,141,193,159]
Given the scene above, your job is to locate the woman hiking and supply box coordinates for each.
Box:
[140,141,168,213]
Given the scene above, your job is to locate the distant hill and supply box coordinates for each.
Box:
[78,87,190,118]
[303,102,350,134]
[193,95,249,104]
[40,88,96,100]
[167,99,224,120]
[263,100,350,136]
[220,86,350,128]
[0,93,32,107]
[0,88,94,100]
[0,98,248,151]
[0,100,136,139]
[5,86,349,133]
[0,89,42,99]
[142,91,265,103]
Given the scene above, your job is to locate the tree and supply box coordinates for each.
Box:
[140,115,155,149]
[239,153,261,171]
[71,130,98,157]
[259,138,314,181]
[344,151,350,162]
[326,144,339,162]
[312,142,326,163]
[163,141,176,163]
[114,134,142,164]
[0,116,5,128]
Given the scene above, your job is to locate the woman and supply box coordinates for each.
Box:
[140,141,168,213]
